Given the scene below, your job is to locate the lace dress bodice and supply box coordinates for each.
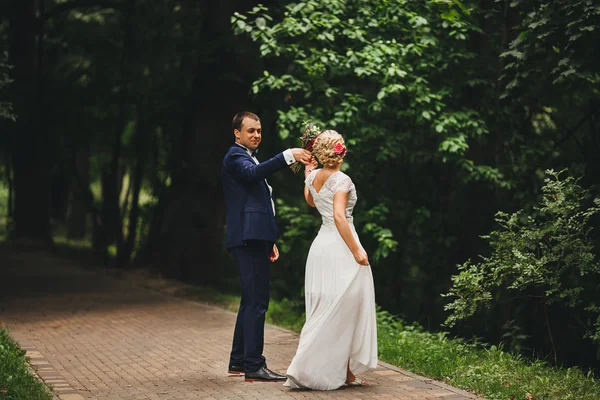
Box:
[305,170,357,229]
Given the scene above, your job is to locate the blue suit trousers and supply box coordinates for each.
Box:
[229,240,272,372]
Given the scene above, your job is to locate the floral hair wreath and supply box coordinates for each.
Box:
[290,121,346,173]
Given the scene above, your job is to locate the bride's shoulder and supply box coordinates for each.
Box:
[335,171,352,182]
[332,171,355,192]
[305,168,320,184]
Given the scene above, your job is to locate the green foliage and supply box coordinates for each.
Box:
[232,0,507,268]
[274,198,321,256]
[0,329,53,400]
[234,0,501,184]
[230,2,521,338]
[379,310,600,400]
[363,204,398,262]
[444,170,600,346]
[501,0,600,92]
[495,1,600,199]
[270,199,320,298]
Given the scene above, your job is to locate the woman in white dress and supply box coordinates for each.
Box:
[284,130,378,390]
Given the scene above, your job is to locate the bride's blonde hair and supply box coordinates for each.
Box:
[312,130,345,168]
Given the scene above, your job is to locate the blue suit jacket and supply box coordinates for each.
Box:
[222,144,289,249]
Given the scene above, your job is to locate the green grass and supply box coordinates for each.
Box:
[377,311,599,400]
[264,297,306,332]
[0,329,53,400]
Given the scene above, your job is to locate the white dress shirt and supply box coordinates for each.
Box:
[235,143,295,216]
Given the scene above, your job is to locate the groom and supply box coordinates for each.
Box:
[222,111,311,382]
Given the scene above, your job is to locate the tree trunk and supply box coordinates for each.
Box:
[135,0,260,283]
[120,170,132,218]
[117,121,147,267]
[101,0,136,249]
[51,167,69,223]
[72,161,108,263]
[7,154,13,220]
[67,146,90,239]
[9,0,53,245]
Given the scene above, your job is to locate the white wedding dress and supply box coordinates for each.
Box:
[284,170,378,390]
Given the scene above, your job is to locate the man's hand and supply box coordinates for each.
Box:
[291,148,312,165]
[269,244,280,262]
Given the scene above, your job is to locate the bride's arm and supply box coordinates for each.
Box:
[304,185,315,207]
[303,160,318,208]
[333,192,369,266]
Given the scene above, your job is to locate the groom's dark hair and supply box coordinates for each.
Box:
[232,111,260,132]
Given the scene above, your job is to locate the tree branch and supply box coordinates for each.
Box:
[552,112,591,151]
[42,0,122,20]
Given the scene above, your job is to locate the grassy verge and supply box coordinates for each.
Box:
[0,329,53,400]
[377,311,599,400]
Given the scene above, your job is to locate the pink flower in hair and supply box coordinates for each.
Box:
[333,142,346,156]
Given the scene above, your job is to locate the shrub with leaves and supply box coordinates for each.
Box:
[444,169,600,358]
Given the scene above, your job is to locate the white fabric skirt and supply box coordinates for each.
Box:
[284,224,378,390]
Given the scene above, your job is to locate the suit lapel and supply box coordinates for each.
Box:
[236,146,270,194]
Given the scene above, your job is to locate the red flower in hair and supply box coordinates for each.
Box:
[333,142,346,156]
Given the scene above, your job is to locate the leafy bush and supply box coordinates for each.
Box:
[444,169,600,359]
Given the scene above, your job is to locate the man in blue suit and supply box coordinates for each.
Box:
[222,111,311,382]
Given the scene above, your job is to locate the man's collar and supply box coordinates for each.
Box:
[235,142,258,157]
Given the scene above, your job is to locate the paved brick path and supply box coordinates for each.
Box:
[0,248,482,400]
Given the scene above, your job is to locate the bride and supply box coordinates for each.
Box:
[284,130,378,390]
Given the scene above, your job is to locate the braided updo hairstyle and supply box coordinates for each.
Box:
[312,130,345,168]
